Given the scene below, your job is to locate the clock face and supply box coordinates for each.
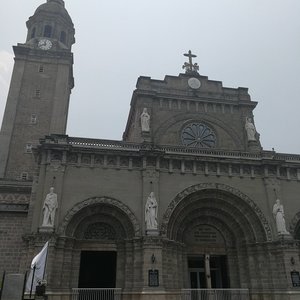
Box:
[38,39,52,50]
[188,77,201,89]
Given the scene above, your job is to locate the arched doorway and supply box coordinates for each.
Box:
[161,183,271,290]
[55,197,140,290]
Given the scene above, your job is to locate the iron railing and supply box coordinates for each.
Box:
[181,289,250,300]
[72,288,122,300]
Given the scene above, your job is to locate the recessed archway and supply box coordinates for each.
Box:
[55,196,140,289]
[161,183,272,289]
[161,182,272,243]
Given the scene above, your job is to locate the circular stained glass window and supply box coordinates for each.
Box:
[181,123,216,148]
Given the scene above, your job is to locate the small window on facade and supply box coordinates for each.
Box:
[35,89,41,98]
[25,144,33,153]
[43,25,52,38]
[30,114,37,124]
[31,27,36,39]
[39,65,44,73]
[21,172,29,181]
[60,31,66,44]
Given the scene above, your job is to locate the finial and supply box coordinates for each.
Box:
[182,50,199,74]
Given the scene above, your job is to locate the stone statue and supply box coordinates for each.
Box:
[245,117,257,141]
[42,187,58,227]
[272,199,289,235]
[145,192,158,230]
[140,108,150,132]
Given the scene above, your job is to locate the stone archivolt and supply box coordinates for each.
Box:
[58,196,141,237]
[289,212,300,238]
[161,183,272,242]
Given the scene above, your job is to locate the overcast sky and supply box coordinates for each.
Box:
[0,0,300,153]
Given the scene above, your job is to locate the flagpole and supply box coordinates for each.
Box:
[29,265,36,299]
[0,271,5,300]
[22,271,27,300]
[42,242,49,281]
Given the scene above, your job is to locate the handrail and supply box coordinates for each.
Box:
[72,288,122,300]
[181,288,250,300]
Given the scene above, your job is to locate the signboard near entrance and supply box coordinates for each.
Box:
[148,270,159,287]
[184,224,225,246]
[291,270,300,287]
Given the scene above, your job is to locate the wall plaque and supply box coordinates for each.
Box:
[148,270,159,287]
[184,224,225,246]
[291,270,300,287]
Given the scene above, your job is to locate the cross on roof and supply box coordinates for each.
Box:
[182,50,199,74]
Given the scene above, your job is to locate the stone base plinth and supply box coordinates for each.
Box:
[248,140,262,152]
[38,226,55,233]
[278,233,293,241]
[141,131,151,143]
[146,229,159,236]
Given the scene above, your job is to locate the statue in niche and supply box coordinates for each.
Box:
[145,192,158,230]
[245,117,257,141]
[140,108,150,132]
[272,199,289,235]
[42,187,58,227]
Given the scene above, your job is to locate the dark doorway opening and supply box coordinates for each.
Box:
[78,251,117,288]
[188,255,229,288]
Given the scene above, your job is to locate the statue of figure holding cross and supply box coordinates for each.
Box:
[182,50,199,74]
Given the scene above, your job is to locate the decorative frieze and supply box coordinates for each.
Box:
[42,147,300,181]
[0,203,29,212]
[0,193,30,203]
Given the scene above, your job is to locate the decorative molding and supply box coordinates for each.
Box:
[83,222,116,240]
[58,196,141,236]
[0,193,30,203]
[153,112,243,149]
[289,212,300,236]
[161,183,272,241]
[0,203,29,212]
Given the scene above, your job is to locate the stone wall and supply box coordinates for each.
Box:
[0,212,27,273]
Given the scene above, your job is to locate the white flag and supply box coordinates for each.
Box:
[26,241,49,292]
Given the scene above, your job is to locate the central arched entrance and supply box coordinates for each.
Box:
[161,183,271,290]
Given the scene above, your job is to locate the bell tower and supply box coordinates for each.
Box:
[0,0,75,179]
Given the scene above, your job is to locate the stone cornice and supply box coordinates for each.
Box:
[33,135,300,182]
[38,135,300,164]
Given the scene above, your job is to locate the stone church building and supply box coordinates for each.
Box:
[1,1,300,299]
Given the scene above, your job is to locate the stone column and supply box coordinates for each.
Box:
[205,254,212,288]
[142,236,165,294]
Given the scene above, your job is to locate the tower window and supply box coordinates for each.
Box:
[21,172,29,181]
[35,89,41,98]
[25,144,33,153]
[60,31,67,44]
[43,25,52,38]
[38,65,44,73]
[31,27,36,39]
[30,114,37,124]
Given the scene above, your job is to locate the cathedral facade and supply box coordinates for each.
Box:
[1,1,300,300]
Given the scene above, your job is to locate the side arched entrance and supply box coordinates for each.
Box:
[161,183,273,290]
[50,197,141,291]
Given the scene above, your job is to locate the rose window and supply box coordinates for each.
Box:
[181,123,216,148]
